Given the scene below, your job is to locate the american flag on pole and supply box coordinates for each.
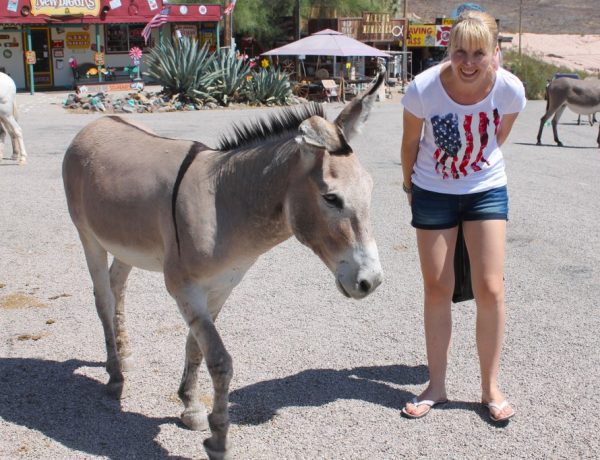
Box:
[142,7,170,44]
[223,0,237,15]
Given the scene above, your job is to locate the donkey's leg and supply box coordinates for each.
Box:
[537,108,557,146]
[79,232,126,398]
[596,123,600,147]
[2,114,26,164]
[109,258,133,371]
[178,330,209,431]
[178,291,230,432]
[0,120,6,163]
[170,284,232,460]
[551,105,568,147]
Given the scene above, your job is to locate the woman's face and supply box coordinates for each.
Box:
[449,42,496,84]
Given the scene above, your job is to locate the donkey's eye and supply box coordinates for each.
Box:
[323,193,344,209]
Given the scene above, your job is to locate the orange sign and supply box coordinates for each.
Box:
[25,50,36,64]
[31,0,100,17]
[94,52,104,65]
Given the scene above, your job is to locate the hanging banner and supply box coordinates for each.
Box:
[31,0,101,17]
[25,50,36,64]
[94,52,105,65]
[7,0,19,13]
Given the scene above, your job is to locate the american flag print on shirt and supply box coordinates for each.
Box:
[431,109,500,179]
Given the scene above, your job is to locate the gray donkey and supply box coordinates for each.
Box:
[537,76,600,147]
[63,71,385,459]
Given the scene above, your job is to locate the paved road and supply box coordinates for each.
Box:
[1,92,599,458]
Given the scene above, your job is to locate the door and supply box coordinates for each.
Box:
[23,27,53,88]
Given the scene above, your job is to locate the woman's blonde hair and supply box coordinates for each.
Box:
[449,11,498,53]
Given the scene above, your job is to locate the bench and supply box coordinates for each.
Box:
[72,63,144,92]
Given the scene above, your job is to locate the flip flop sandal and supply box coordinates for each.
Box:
[401,397,448,419]
[485,400,515,422]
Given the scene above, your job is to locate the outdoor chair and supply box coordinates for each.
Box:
[321,79,340,102]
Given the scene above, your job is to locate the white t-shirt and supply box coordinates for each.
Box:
[402,65,526,194]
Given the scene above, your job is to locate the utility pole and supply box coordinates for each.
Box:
[294,0,301,78]
[518,0,523,61]
[402,0,408,85]
[224,0,231,48]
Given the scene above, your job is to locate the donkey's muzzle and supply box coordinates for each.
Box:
[335,254,383,300]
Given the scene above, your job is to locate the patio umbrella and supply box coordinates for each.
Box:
[263,29,391,58]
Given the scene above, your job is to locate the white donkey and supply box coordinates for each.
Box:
[0,72,27,164]
[63,71,385,459]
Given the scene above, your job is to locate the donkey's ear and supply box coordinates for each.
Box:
[334,64,385,141]
[296,116,351,155]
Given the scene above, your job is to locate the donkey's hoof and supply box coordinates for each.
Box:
[120,356,135,373]
[106,379,128,399]
[536,141,542,146]
[181,407,209,431]
[203,438,231,460]
[556,142,564,147]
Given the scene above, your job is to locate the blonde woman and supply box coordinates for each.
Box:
[400,11,526,423]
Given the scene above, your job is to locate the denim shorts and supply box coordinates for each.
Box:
[411,184,509,230]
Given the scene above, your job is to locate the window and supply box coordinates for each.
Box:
[105,24,148,53]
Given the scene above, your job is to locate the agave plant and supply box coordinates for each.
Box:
[242,68,293,106]
[144,37,221,104]
[210,48,252,106]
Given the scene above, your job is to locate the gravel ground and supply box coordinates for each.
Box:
[1,90,599,459]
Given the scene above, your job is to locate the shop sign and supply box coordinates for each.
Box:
[173,24,198,40]
[25,50,36,64]
[436,25,452,47]
[66,31,91,49]
[94,52,104,65]
[31,0,101,17]
[407,24,436,47]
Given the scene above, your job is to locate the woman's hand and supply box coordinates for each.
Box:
[403,182,413,205]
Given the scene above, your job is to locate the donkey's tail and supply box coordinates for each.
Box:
[13,99,19,121]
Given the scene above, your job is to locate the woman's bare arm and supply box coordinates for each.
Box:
[497,112,520,146]
[401,109,424,201]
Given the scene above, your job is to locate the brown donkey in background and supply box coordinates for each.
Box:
[537,76,600,147]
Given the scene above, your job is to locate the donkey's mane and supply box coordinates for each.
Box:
[216,102,325,151]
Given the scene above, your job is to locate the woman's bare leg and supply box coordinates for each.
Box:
[404,227,457,417]
[463,219,513,420]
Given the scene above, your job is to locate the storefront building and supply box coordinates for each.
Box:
[0,1,221,90]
